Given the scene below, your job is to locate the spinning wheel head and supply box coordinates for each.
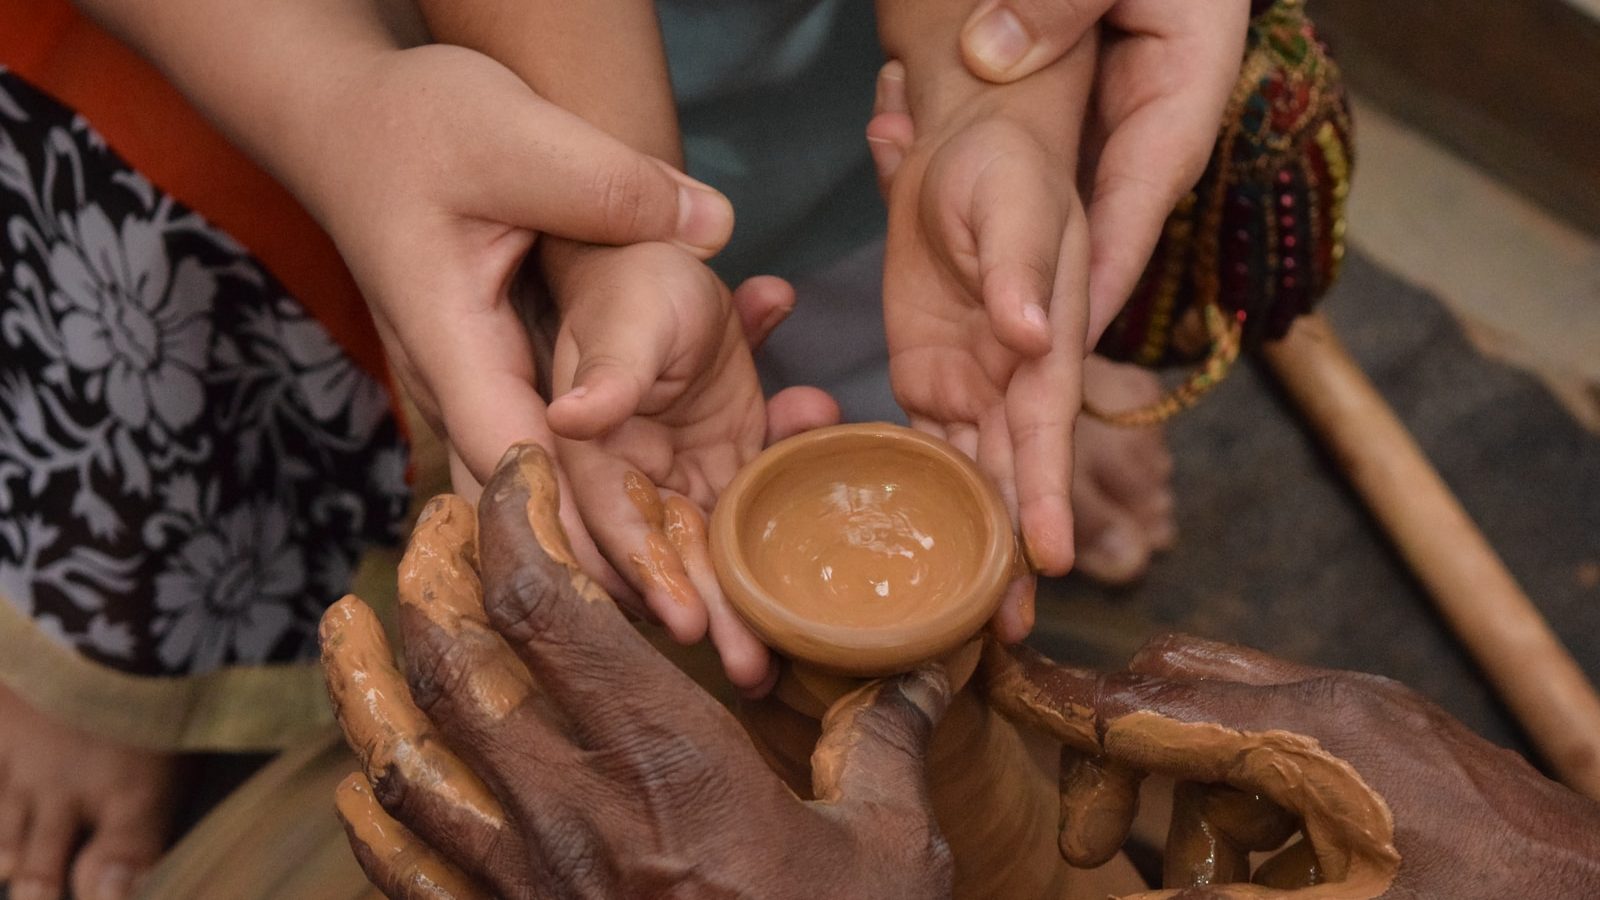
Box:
[711,423,1015,677]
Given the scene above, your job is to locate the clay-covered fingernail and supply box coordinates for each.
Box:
[966,6,1030,74]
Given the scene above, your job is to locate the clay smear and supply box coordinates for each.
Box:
[624,471,698,606]
[321,598,505,831]
[501,444,610,605]
[740,452,984,628]
[336,773,490,900]
[400,497,532,722]
[1107,712,1399,899]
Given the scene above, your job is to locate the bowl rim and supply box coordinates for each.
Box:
[709,421,1015,677]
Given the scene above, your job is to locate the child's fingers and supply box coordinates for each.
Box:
[1005,214,1089,577]
[730,275,796,352]
[1084,0,1249,340]
[662,496,776,692]
[868,61,914,196]
[546,344,651,441]
[874,60,910,116]
[990,574,1037,644]
[765,386,841,446]
[966,147,1063,358]
[547,244,728,440]
[557,439,710,643]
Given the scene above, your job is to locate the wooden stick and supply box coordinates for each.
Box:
[1260,313,1600,801]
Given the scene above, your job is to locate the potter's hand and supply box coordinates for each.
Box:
[982,633,1600,898]
[540,240,839,692]
[959,0,1250,333]
[869,32,1096,636]
[319,445,956,900]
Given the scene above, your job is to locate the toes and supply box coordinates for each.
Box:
[70,797,167,900]
[11,795,76,900]
[1071,479,1153,586]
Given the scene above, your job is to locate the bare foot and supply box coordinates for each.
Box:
[1072,356,1178,584]
[0,685,172,900]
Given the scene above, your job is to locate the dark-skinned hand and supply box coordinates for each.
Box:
[982,633,1600,897]
[319,443,957,900]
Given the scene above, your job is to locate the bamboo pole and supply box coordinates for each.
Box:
[1260,313,1600,800]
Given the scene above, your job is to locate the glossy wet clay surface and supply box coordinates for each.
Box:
[740,448,986,629]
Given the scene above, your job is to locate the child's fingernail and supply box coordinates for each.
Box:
[674,181,734,254]
[967,6,1030,74]
[563,386,589,402]
[1023,303,1049,332]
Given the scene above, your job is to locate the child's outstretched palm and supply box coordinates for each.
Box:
[542,240,838,691]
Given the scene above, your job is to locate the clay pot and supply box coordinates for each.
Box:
[710,423,1015,677]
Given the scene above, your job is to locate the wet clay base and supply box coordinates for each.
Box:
[712,424,1014,676]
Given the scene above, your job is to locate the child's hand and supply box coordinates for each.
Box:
[871,39,1096,635]
[541,240,839,692]
[299,45,735,586]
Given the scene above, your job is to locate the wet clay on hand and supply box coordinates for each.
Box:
[982,639,1402,899]
[712,423,1014,676]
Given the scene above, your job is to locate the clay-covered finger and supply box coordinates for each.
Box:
[557,444,710,642]
[476,443,715,740]
[1093,690,1400,895]
[336,774,492,900]
[399,496,540,725]
[1164,781,1249,888]
[1252,834,1322,888]
[661,495,774,691]
[978,639,1100,753]
[1129,633,1329,687]
[1199,785,1300,852]
[1058,751,1143,868]
[980,638,1397,895]
[319,597,507,869]
[812,667,951,816]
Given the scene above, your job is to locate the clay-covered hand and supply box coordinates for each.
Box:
[537,239,839,692]
[319,443,955,900]
[981,633,1600,898]
[868,24,1096,638]
[958,0,1251,334]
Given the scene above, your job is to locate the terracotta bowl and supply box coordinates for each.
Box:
[710,423,1015,677]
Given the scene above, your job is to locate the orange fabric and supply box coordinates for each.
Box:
[0,0,391,387]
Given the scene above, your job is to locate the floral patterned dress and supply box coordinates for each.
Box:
[0,6,411,750]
